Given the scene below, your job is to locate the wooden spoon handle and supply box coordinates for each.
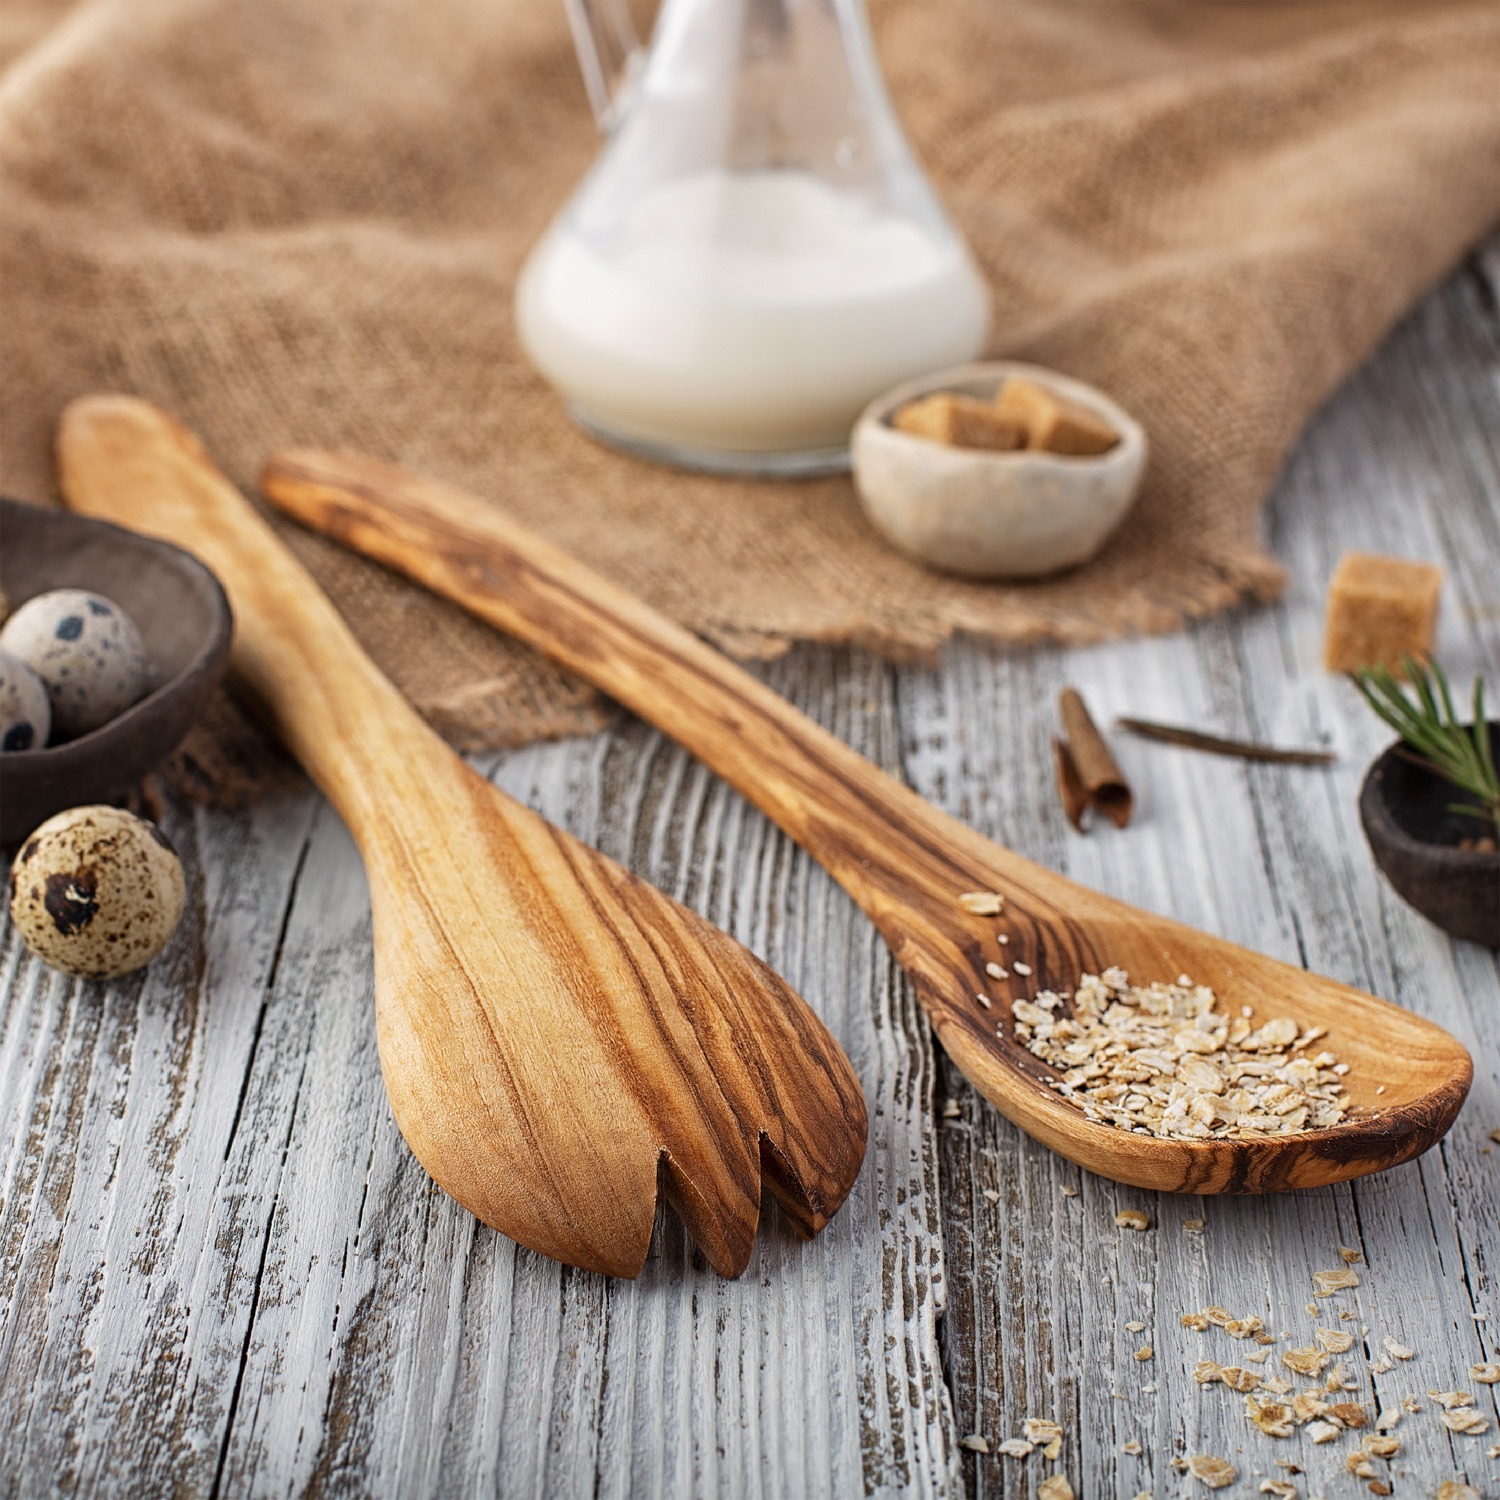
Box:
[260,450,1060,931]
[57,399,446,840]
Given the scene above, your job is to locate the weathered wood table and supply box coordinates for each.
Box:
[2,242,1497,1500]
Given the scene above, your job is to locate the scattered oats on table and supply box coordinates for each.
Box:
[1115,1209,1152,1231]
[1060,1184,1080,1198]
[1181,1311,1211,1331]
[982,1187,999,1203]
[1471,1361,1500,1383]
[1338,1245,1364,1263]
[941,1099,962,1119]
[1441,1408,1490,1435]
[1381,1335,1414,1360]
[1258,1481,1298,1499]
[1290,1392,1330,1424]
[1011,968,1350,1139]
[1036,1476,1074,1500]
[995,1437,1033,1458]
[1022,1416,1062,1446]
[1313,1267,1361,1295]
[958,1434,989,1453]
[1362,1433,1400,1458]
[1430,1389,1475,1410]
[1281,1346,1330,1378]
[1183,1217,1206,1232]
[1247,1396,1296,1437]
[1435,1484,1480,1500]
[1187,1453,1237,1489]
[1315,1327,1354,1354]
[1306,1419,1341,1444]
[1134,1345,1153,1362]
[1124,1320,1145,1332]
[1121,1439,1142,1455]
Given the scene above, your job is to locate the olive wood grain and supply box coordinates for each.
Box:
[56,396,867,1279]
[260,447,1475,1194]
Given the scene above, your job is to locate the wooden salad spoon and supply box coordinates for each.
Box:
[259,447,1475,1195]
[57,396,868,1279]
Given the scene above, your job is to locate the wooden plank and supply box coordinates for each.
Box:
[0,788,321,1496]
[914,232,1500,1497]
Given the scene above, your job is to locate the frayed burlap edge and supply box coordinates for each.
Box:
[162,535,1285,812]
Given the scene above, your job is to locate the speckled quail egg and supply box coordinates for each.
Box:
[0,647,51,752]
[8,805,185,979]
[0,589,148,739]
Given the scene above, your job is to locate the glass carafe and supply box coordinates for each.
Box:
[515,0,991,475]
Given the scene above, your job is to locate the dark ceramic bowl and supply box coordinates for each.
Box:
[1359,724,1500,948]
[0,497,233,845]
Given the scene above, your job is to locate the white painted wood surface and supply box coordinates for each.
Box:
[1,242,1497,1499]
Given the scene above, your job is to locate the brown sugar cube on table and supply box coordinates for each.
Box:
[994,378,1119,456]
[892,392,1025,452]
[1322,551,1443,674]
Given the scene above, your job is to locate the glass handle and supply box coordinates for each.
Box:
[564,0,646,130]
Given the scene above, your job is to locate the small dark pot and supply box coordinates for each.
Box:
[0,498,233,846]
[1358,724,1500,948]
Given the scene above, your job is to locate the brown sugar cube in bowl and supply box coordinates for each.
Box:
[1322,552,1442,674]
[892,392,1025,452]
[995,377,1119,457]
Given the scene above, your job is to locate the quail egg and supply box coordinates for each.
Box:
[8,805,186,979]
[0,647,50,752]
[0,589,148,739]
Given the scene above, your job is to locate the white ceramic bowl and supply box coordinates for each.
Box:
[851,361,1148,579]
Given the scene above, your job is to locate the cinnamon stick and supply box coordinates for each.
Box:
[1056,687,1133,829]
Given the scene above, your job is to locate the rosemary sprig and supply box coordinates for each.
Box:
[1351,657,1499,831]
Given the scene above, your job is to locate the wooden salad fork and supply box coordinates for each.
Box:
[259,447,1474,1195]
[57,396,867,1279]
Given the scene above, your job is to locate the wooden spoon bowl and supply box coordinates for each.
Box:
[259,448,1474,1194]
[864,830,1469,1193]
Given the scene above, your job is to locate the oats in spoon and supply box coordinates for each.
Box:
[1013,968,1349,1139]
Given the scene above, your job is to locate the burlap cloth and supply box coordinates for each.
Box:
[4,0,1499,795]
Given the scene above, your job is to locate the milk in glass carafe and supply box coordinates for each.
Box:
[515,0,991,475]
